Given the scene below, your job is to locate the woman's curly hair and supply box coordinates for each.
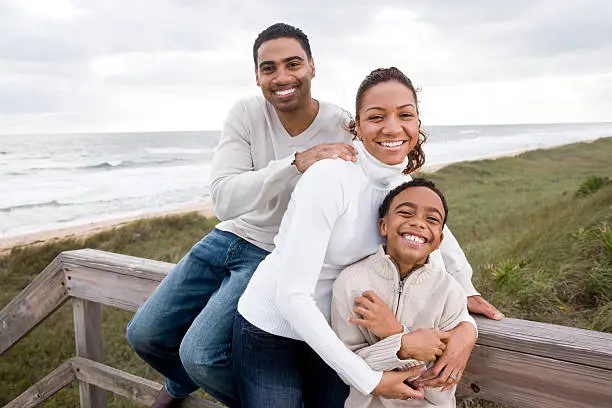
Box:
[345,67,427,175]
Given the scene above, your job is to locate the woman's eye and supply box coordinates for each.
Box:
[369,115,383,121]
[400,113,415,119]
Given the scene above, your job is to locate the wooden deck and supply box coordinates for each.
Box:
[2,249,612,407]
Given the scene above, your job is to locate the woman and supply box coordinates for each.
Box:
[233,68,479,407]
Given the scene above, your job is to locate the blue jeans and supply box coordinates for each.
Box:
[126,228,269,408]
[233,313,349,408]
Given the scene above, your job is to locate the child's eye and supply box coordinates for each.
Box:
[427,216,440,224]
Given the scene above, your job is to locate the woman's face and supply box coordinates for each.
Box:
[355,81,419,166]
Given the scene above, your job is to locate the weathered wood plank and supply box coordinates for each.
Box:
[60,249,173,281]
[457,344,612,408]
[73,299,107,408]
[71,357,223,408]
[475,316,612,371]
[2,360,75,408]
[0,256,68,354]
[65,263,159,311]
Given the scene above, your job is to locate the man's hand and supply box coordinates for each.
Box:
[349,291,403,339]
[467,295,504,320]
[293,143,357,173]
[398,328,450,361]
[416,322,477,391]
[372,366,427,400]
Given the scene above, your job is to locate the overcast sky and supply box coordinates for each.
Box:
[1,0,611,134]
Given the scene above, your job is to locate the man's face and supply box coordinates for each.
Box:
[255,37,315,113]
[379,186,445,266]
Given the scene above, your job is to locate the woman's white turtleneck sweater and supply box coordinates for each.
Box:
[237,141,477,395]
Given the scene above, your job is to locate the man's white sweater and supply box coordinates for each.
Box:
[332,245,471,407]
[238,141,478,396]
[210,95,352,252]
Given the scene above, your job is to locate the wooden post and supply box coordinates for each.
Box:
[73,298,107,408]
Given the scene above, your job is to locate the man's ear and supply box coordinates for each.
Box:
[309,58,316,78]
[378,217,387,238]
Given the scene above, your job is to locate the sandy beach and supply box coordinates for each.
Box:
[0,150,525,255]
[0,201,215,255]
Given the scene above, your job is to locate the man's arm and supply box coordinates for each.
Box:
[209,101,300,221]
[209,101,357,221]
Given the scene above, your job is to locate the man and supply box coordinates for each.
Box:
[126,23,357,408]
[126,23,502,408]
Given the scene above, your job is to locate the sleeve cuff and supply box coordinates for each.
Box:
[363,333,422,372]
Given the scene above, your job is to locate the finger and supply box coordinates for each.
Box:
[353,306,373,318]
[401,365,428,382]
[442,369,463,391]
[439,331,452,341]
[439,342,446,351]
[417,360,443,382]
[401,385,425,400]
[421,365,453,388]
[435,348,444,357]
[348,317,371,328]
[354,296,375,308]
[363,291,384,304]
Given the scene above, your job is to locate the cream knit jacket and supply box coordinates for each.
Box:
[332,245,472,408]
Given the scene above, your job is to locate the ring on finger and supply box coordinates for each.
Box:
[448,373,458,382]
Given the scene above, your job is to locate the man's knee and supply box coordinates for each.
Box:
[179,334,232,377]
[125,315,149,353]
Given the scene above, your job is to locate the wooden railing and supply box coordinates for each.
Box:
[1,249,611,408]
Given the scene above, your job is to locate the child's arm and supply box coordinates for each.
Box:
[331,279,422,372]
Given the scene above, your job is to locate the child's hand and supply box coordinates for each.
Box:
[398,328,451,361]
[349,291,403,339]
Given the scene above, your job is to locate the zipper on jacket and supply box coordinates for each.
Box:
[395,279,404,315]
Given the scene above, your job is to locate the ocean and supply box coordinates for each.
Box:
[2,122,612,239]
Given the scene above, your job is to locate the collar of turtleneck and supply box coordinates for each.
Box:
[353,140,408,188]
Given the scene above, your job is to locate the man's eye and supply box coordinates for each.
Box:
[398,211,413,216]
[261,66,274,73]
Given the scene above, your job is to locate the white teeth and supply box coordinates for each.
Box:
[402,234,425,244]
[275,88,296,96]
[380,141,404,147]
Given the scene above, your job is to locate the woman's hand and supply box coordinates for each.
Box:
[398,328,450,361]
[373,366,427,400]
[415,322,477,391]
[349,291,403,339]
[467,295,504,320]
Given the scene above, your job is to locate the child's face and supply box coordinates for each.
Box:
[379,186,445,265]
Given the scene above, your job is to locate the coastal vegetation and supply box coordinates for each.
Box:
[1,137,611,407]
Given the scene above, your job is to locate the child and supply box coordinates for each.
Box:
[331,178,473,407]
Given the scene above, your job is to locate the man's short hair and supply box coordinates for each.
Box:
[378,178,449,226]
[253,23,312,66]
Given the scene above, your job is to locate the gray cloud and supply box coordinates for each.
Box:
[0,0,610,130]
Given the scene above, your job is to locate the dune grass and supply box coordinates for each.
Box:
[1,137,611,407]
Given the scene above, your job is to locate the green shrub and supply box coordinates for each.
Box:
[575,175,610,197]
